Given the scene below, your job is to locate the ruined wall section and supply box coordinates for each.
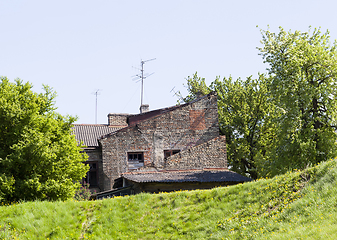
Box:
[164,136,227,170]
[136,92,219,168]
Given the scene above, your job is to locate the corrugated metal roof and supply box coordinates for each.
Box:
[72,124,123,147]
[122,169,252,183]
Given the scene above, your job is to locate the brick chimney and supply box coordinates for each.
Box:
[107,113,130,127]
[139,104,149,114]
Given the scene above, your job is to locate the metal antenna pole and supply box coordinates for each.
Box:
[139,58,156,107]
[141,60,144,106]
[92,89,101,124]
[95,91,98,124]
[131,58,156,112]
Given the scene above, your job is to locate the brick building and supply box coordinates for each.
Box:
[73,92,251,198]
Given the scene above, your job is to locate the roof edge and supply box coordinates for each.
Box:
[99,91,217,140]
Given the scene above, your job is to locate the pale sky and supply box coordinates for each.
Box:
[1,1,337,124]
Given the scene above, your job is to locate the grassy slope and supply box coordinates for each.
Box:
[1,159,337,239]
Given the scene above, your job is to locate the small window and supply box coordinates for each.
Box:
[128,152,144,170]
[128,153,144,162]
[164,150,180,158]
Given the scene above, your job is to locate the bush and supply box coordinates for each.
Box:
[74,182,92,201]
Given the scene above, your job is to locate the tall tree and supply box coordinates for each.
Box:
[0,77,88,203]
[182,73,276,179]
[258,27,337,173]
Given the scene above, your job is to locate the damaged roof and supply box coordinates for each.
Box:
[122,169,252,183]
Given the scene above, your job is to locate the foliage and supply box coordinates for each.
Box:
[182,27,337,177]
[0,77,88,203]
[258,27,337,174]
[181,73,277,178]
[1,159,337,239]
[74,182,93,201]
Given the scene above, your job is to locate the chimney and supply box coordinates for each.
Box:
[107,113,130,127]
[140,104,149,114]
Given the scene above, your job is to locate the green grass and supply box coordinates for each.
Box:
[2,159,337,239]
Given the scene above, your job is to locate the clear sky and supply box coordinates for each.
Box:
[1,0,337,124]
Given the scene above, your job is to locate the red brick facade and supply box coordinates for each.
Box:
[189,109,206,130]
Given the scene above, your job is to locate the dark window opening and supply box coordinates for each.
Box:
[83,162,98,187]
[164,149,180,158]
[128,153,144,162]
[128,152,144,170]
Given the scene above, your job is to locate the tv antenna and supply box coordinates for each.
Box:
[92,89,102,124]
[170,87,184,104]
[132,58,156,107]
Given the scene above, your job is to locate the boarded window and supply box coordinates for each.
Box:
[128,152,144,170]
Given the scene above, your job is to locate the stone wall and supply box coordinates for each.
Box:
[101,128,153,190]
[99,92,221,191]
[164,136,227,170]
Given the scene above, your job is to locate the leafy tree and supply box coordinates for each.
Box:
[0,77,88,203]
[183,27,337,177]
[258,27,337,173]
[182,73,276,179]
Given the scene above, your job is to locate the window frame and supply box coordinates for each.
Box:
[127,152,144,170]
[127,152,144,163]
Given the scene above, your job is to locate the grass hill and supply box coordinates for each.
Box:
[1,159,337,239]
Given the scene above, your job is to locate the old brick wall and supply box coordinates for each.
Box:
[100,127,153,190]
[85,148,101,161]
[99,92,221,191]
[164,136,227,170]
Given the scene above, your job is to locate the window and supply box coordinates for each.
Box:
[128,152,144,170]
[128,153,144,162]
[164,150,180,158]
[83,162,98,187]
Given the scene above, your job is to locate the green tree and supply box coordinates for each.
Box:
[182,73,276,179]
[0,77,88,203]
[258,27,337,173]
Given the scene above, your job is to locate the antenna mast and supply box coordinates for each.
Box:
[133,58,156,107]
[92,89,101,124]
[170,87,184,104]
